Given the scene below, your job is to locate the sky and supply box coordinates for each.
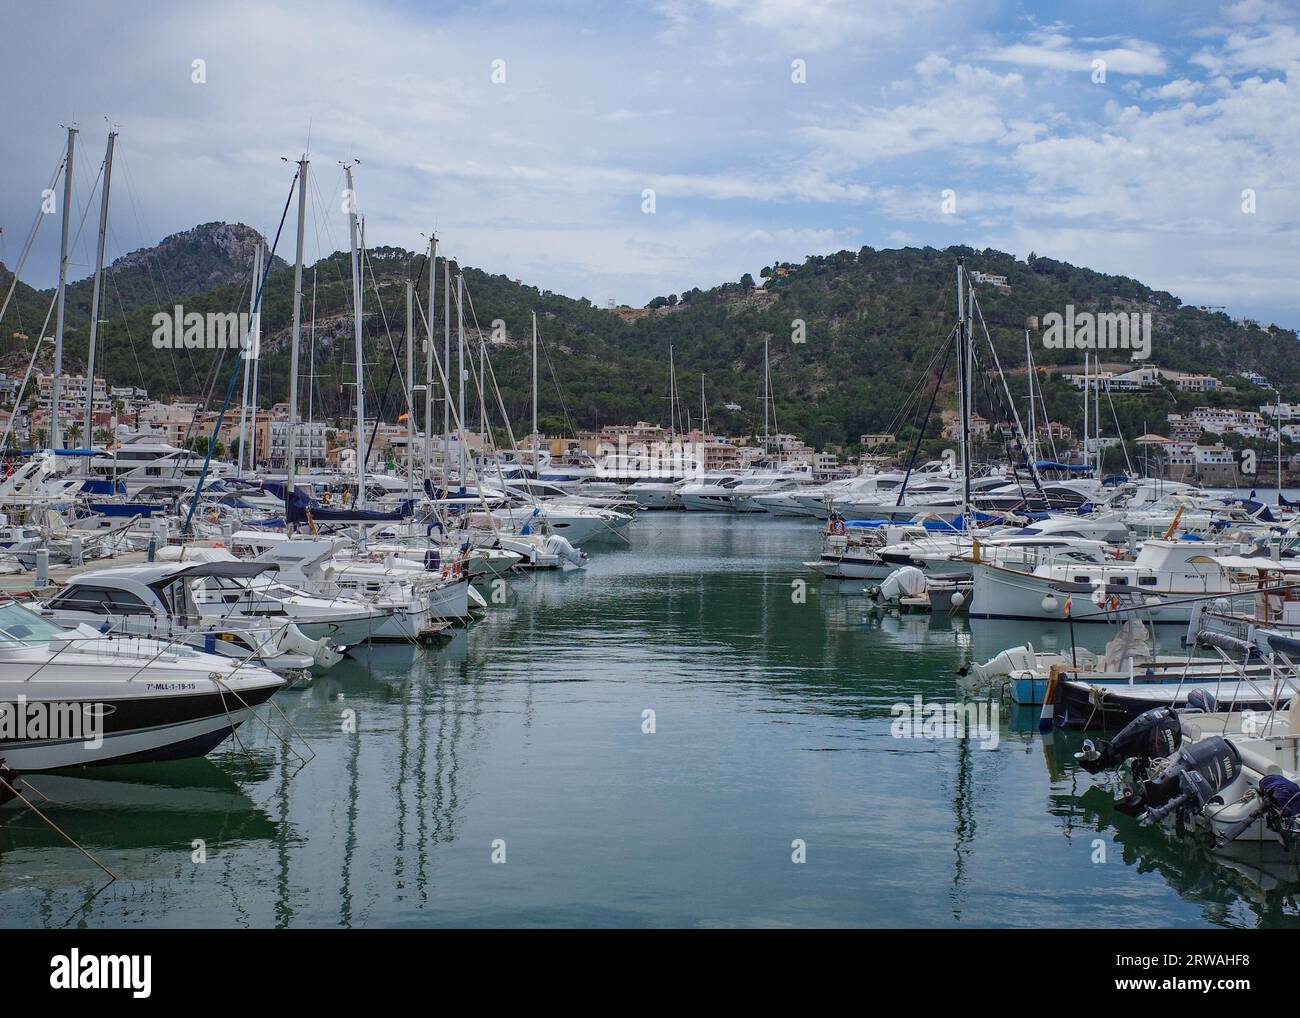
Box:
[2,0,1298,327]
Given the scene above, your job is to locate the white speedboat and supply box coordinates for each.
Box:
[234,535,453,638]
[678,473,744,512]
[1077,697,1300,849]
[626,480,683,510]
[0,601,283,772]
[724,472,812,513]
[88,436,235,495]
[156,545,393,648]
[37,562,341,674]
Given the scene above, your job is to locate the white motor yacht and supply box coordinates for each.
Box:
[37,562,342,674]
[0,601,283,772]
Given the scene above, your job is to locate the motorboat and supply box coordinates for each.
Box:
[678,473,744,512]
[232,534,454,637]
[967,538,1244,624]
[36,561,340,674]
[0,601,283,771]
[155,545,393,648]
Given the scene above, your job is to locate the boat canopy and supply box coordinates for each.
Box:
[164,561,281,581]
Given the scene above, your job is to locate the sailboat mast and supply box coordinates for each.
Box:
[344,164,365,506]
[307,269,317,428]
[1025,328,1036,464]
[967,276,975,515]
[1095,361,1103,478]
[406,277,415,500]
[956,259,971,525]
[424,234,436,485]
[667,345,675,443]
[1083,352,1090,472]
[762,335,770,456]
[456,272,466,488]
[237,249,252,474]
[531,310,538,470]
[244,243,263,474]
[285,156,308,506]
[51,126,76,451]
[443,256,451,485]
[84,130,116,459]
[478,327,486,471]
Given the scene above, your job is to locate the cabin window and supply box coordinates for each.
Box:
[1073,575,1091,584]
[103,591,152,615]
[51,586,151,615]
[1138,576,1158,586]
[49,586,112,613]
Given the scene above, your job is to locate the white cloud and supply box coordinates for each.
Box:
[798,59,1030,160]
[2,0,1297,325]
[1193,26,1300,73]
[1223,0,1292,24]
[1144,78,1204,101]
[699,0,948,52]
[982,30,1167,76]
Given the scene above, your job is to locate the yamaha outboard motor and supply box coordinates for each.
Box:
[1074,706,1181,775]
[1116,736,1241,822]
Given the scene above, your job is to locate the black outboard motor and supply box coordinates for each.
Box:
[1116,736,1241,822]
[1185,688,1218,713]
[1074,706,1181,775]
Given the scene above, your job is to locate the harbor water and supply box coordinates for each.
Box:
[3,514,1298,928]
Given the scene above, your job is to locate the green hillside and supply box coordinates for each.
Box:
[1,226,1295,457]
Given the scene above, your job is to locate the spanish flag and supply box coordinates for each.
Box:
[398,412,410,422]
[1063,596,1072,618]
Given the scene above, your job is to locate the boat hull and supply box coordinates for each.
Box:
[0,683,279,771]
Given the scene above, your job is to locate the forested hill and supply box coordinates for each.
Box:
[0,226,1294,452]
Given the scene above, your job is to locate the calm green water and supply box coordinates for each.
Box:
[3,514,1300,928]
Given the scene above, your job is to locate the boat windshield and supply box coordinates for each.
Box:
[0,601,65,646]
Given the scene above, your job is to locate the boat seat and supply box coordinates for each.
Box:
[1235,744,1284,777]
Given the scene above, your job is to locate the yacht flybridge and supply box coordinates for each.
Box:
[90,437,235,495]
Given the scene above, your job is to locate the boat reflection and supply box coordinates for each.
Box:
[0,759,277,887]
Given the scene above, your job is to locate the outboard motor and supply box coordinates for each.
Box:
[1185,688,1217,713]
[1116,736,1241,822]
[1074,706,1181,775]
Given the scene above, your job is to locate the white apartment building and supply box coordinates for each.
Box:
[267,420,329,470]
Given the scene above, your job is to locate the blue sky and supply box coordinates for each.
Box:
[2,0,1298,326]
